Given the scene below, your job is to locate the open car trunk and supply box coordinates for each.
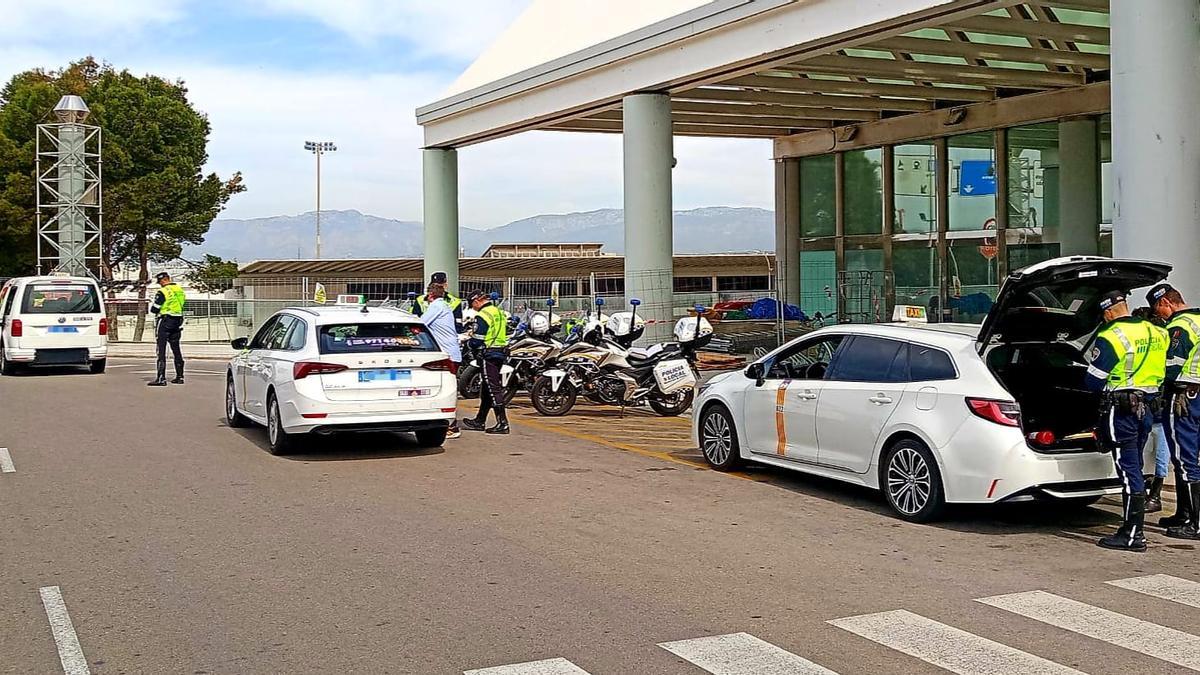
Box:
[977,256,1172,453]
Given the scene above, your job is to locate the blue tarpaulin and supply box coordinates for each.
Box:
[745,297,807,321]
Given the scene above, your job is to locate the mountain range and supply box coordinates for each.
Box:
[187,207,776,260]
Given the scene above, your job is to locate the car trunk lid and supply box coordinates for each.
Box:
[313,319,448,402]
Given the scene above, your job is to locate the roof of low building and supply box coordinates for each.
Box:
[239,253,776,277]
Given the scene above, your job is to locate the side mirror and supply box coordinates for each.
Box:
[231,337,249,351]
[745,362,766,387]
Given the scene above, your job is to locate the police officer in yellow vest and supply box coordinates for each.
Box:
[1148,283,1200,539]
[1085,290,1169,552]
[412,272,463,328]
[461,290,510,434]
[148,272,186,386]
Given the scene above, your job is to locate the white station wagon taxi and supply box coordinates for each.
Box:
[225,304,457,454]
[0,275,108,375]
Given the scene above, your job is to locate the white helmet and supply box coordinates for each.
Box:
[528,311,551,336]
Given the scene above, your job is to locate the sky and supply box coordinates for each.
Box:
[0,0,773,229]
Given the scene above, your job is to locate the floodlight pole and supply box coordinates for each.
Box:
[304,140,336,258]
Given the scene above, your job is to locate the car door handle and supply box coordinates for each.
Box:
[796,391,817,400]
[869,394,893,405]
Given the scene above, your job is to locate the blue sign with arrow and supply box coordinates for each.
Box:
[959,159,996,196]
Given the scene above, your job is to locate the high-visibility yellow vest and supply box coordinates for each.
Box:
[1096,319,1168,392]
[1167,309,1200,383]
[159,283,186,316]
[415,292,461,314]
[478,303,509,348]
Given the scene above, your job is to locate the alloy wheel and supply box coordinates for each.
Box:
[701,411,732,465]
[268,401,279,445]
[887,447,932,516]
[226,381,237,420]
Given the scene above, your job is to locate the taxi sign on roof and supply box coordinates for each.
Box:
[892,304,928,323]
[336,294,366,305]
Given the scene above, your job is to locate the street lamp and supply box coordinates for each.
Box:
[303,140,337,258]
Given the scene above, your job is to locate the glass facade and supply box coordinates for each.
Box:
[788,116,1108,324]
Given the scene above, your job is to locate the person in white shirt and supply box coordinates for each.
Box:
[419,282,462,439]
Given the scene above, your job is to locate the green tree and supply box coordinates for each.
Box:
[0,57,245,339]
[184,254,239,295]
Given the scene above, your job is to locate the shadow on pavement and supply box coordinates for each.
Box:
[224,422,446,461]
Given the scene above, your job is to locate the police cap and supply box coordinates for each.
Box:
[1146,283,1175,306]
[466,290,486,304]
[1099,290,1127,311]
[154,272,171,282]
[430,271,448,284]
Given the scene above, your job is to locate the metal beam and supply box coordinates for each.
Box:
[720,74,995,101]
[1027,0,1109,13]
[548,118,797,137]
[591,109,834,128]
[941,15,1110,44]
[673,87,935,111]
[869,36,1109,70]
[671,100,880,121]
[774,81,1110,158]
[788,54,1084,88]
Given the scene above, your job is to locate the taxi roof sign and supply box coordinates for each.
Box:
[892,304,928,323]
[336,294,366,305]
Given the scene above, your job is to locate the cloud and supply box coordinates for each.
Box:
[0,0,187,41]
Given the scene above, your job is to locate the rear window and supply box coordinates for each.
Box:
[22,283,100,314]
[909,344,957,381]
[318,322,437,354]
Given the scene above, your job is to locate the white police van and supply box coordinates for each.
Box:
[0,275,108,375]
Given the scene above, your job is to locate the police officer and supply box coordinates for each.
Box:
[460,290,510,434]
[1148,283,1200,539]
[412,272,463,327]
[148,272,186,386]
[1085,290,1169,552]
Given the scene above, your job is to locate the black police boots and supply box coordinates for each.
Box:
[170,376,185,385]
[1146,476,1165,513]
[1159,470,1194,527]
[147,378,167,387]
[460,418,487,432]
[486,408,510,435]
[1165,481,1200,540]
[1098,493,1148,553]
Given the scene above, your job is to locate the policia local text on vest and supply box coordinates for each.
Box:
[148,272,186,386]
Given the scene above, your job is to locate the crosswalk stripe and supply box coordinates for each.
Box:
[463,657,591,675]
[829,609,1081,675]
[1108,574,1200,609]
[658,632,838,674]
[977,590,1200,670]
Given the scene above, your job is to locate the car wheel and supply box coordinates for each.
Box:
[266,394,294,455]
[226,376,250,428]
[649,389,694,417]
[699,404,743,471]
[89,358,106,374]
[880,439,946,523]
[530,376,576,416]
[415,427,448,448]
[0,348,18,376]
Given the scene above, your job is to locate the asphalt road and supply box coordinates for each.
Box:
[2,358,1199,674]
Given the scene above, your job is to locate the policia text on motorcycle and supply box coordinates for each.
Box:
[148,272,186,387]
[1085,290,1169,552]
[461,290,510,435]
[1148,283,1200,540]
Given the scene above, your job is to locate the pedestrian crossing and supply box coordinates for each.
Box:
[464,574,1200,674]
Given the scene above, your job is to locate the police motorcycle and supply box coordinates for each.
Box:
[529,297,713,417]
[455,297,521,401]
[501,299,568,402]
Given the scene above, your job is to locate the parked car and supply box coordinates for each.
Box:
[0,275,108,375]
[693,256,1171,522]
[225,305,457,454]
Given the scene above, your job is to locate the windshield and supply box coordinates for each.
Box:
[318,322,437,354]
[21,283,101,314]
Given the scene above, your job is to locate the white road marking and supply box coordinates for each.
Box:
[977,590,1200,670]
[1108,574,1200,609]
[0,447,14,473]
[464,658,591,675]
[829,609,1081,675]
[105,363,136,368]
[39,586,90,675]
[658,632,838,674]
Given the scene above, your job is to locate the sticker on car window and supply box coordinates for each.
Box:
[346,336,421,348]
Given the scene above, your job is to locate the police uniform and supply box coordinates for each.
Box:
[1148,283,1200,539]
[149,275,186,386]
[412,272,463,328]
[461,296,510,434]
[1084,291,1168,552]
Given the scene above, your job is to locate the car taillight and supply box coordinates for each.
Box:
[1028,430,1057,446]
[98,318,108,336]
[422,358,453,371]
[966,397,1021,427]
[10,319,21,337]
[293,362,348,380]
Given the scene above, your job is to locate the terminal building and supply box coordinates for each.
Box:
[416,0,1197,339]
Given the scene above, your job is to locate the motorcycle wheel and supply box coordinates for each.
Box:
[530,376,577,417]
[649,389,694,417]
[457,365,482,399]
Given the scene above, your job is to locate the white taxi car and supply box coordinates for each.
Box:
[225,305,457,454]
[694,257,1170,522]
[0,275,108,375]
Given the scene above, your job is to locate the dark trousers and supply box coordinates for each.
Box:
[1166,389,1200,482]
[1102,398,1155,496]
[155,315,184,380]
[475,353,507,424]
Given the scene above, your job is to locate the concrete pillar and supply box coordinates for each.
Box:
[1112,0,1200,298]
[775,158,801,307]
[622,93,674,343]
[1043,120,1099,256]
[422,148,459,293]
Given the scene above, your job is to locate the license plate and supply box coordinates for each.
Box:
[357,369,411,383]
[48,326,78,333]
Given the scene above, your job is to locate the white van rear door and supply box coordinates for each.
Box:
[18,281,104,347]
